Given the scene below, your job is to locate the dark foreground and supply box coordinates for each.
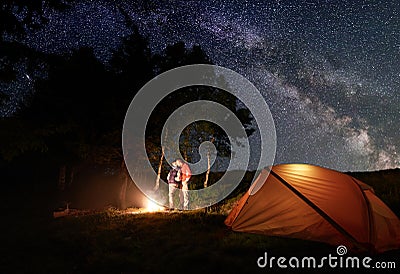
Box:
[1,209,399,274]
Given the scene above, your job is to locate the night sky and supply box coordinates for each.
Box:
[2,0,400,171]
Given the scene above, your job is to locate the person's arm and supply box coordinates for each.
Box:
[182,166,191,184]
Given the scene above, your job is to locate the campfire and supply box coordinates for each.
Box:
[144,198,165,212]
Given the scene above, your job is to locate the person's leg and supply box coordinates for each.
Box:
[179,187,184,210]
[182,182,189,210]
[169,184,176,209]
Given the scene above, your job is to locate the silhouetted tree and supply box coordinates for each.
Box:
[18,47,123,203]
[1,1,255,209]
[0,0,73,173]
[108,27,155,208]
[0,0,71,83]
[0,2,156,209]
[148,42,255,190]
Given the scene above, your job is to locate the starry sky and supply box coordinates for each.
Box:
[2,0,400,171]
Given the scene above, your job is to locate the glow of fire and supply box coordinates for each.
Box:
[145,199,164,212]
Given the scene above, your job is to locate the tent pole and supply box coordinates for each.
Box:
[270,170,367,252]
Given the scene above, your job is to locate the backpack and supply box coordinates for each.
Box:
[168,168,180,184]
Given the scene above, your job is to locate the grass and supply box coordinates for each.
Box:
[1,208,399,274]
[1,168,399,273]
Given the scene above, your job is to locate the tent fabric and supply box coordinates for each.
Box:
[225,164,400,253]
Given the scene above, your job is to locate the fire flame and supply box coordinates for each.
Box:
[145,199,164,212]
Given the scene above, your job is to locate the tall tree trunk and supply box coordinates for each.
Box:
[203,137,214,214]
[183,127,191,162]
[155,128,168,191]
[154,146,164,191]
[68,167,75,187]
[119,161,128,209]
[58,165,66,191]
[119,177,128,210]
[203,137,214,188]
[204,151,211,188]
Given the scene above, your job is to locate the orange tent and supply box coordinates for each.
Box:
[225,164,400,253]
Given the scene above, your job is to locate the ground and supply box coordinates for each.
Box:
[1,208,398,274]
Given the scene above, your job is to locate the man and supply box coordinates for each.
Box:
[167,161,181,210]
[176,159,192,210]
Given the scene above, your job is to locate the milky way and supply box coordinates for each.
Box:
[3,0,400,171]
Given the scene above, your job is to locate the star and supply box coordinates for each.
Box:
[2,0,399,171]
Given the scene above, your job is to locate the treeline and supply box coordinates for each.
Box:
[349,169,400,216]
[0,1,255,211]
[0,34,214,209]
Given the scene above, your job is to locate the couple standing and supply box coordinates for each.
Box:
[167,159,192,210]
